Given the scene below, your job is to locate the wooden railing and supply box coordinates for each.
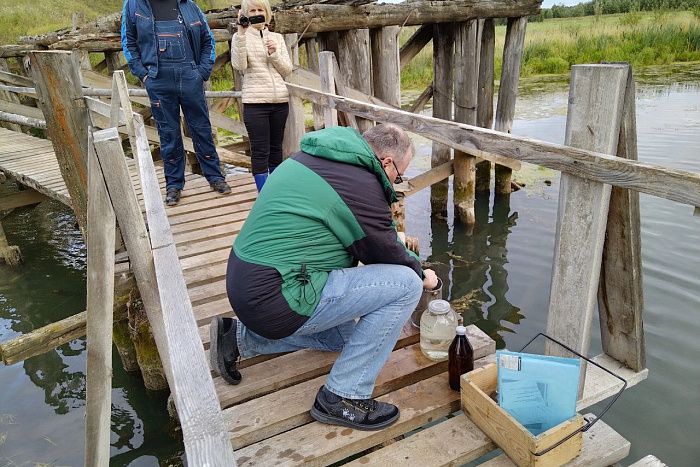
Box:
[83,71,236,465]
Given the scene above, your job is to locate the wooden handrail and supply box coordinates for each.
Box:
[287,82,700,210]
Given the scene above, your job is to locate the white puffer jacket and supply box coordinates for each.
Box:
[230,27,293,104]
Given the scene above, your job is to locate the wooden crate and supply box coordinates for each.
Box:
[461,363,584,467]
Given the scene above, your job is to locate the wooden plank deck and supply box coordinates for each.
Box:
[0,127,648,465]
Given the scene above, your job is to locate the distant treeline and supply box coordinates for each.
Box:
[530,0,700,20]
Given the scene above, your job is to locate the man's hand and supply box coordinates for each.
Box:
[422,268,438,290]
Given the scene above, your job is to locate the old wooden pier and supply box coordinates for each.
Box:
[1,0,697,465]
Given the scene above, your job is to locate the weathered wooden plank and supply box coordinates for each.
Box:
[272,0,543,34]
[84,131,116,467]
[371,26,400,107]
[546,65,629,392]
[431,23,455,216]
[226,326,494,449]
[494,17,527,194]
[400,25,432,70]
[234,355,496,467]
[598,70,645,372]
[629,455,667,467]
[29,51,90,234]
[338,29,373,132]
[0,67,34,87]
[0,98,45,120]
[454,20,479,226]
[283,34,305,157]
[0,189,48,210]
[319,52,338,128]
[0,111,45,129]
[476,18,495,192]
[0,59,22,132]
[409,83,433,114]
[285,85,700,207]
[0,44,36,59]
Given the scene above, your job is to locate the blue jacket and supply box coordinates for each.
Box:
[120,0,216,81]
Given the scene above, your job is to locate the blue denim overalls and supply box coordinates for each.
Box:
[145,16,224,190]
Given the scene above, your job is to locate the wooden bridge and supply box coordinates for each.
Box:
[1,1,696,464]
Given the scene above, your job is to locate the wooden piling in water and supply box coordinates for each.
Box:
[453,20,479,226]
[371,26,401,108]
[494,17,527,194]
[338,29,373,133]
[430,23,455,217]
[476,19,495,192]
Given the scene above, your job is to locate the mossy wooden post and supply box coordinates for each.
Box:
[29,51,90,236]
[545,64,629,394]
[283,33,305,157]
[338,29,373,132]
[431,23,455,217]
[453,20,479,226]
[494,17,527,194]
[598,68,646,371]
[0,221,22,266]
[476,19,495,192]
[113,272,139,372]
[85,130,116,466]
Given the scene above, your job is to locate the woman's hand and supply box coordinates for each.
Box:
[237,9,246,35]
[265,39,276,55]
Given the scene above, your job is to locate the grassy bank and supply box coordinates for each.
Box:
[0,0,230,45]
[402,12,700,90]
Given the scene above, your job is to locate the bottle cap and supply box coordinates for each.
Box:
[456,325,467,335]
[428,299,451,315]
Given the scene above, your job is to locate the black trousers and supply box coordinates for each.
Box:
[243,102,290,175]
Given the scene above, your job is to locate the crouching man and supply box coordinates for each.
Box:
[211,124,438,430]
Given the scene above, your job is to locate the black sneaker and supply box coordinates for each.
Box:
[210,179,232,194]
[209,317,242,385]
[165,187,181,206]
[310,386,399,431]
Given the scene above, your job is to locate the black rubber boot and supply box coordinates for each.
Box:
[165,187,181,206]
[310,386,399,431]
[209,317,242,385]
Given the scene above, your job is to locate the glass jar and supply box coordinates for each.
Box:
[419,299,459,361]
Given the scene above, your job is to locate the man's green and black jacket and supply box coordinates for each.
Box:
[227,126,423,339]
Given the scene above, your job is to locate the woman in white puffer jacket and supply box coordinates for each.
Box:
[231,0,293,191]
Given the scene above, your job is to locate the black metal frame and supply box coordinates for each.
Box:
[517,332,628,456]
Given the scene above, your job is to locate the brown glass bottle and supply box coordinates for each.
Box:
[448,325,474,391]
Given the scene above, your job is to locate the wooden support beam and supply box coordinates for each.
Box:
[431,23,455,216]
[598,69,646,372]
[494,16,527,194]
[545,64,630,393]
[304,39,324,130]
[338,29,373,132]
[84,130,116,466]
[453,20,479,226]
[0,44,36,59]
[371,26,401,108]
[104,51,122,73]
[400,25,432,70]
[409,83,433,114]
[271,0,543,34]
[0,98,44,120]
[286,83,700,207]
[0,59,22,131]
[319,52,338,128]
[0,68,34,87]
[29,51,90,237]
[283,34,306,158]
[476,18,495,192]
[0,110,46,129]
[0,220,22,266]
[0,189,48,211]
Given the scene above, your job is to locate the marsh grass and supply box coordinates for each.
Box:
[401,12,700,90]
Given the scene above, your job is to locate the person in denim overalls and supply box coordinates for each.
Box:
[121,0,231,206]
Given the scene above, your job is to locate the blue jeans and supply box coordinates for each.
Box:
[236,264,423,399]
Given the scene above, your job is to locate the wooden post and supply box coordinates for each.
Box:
[431,23,455,217]
[283,34,305,157]
[0,58,22,131]
[400,25,432,70]
[319,51,338,128]
[29,51,90,236]
[0,220,22,266]
[305,38,325,130]
[104,51,122,74]
[337,29,373,132]
[598,69,646,371]
[317,31,340,58]
[494,17,527,194]
[476,19,495,192]
[84,131,116,467]
[371,26,400,107]
[545,64,630,392]
[453,20,479,226]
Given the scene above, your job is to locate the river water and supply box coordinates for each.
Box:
[1,69,698,465]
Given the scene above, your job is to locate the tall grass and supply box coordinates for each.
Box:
[401,11,700,90]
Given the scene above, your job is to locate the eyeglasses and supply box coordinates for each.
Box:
[390,159,404,184]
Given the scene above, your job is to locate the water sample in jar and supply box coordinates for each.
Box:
[420,299,459,361]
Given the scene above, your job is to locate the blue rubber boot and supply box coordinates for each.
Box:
[254,172,268,192]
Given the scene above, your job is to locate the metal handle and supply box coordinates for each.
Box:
[516,332,628,456]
